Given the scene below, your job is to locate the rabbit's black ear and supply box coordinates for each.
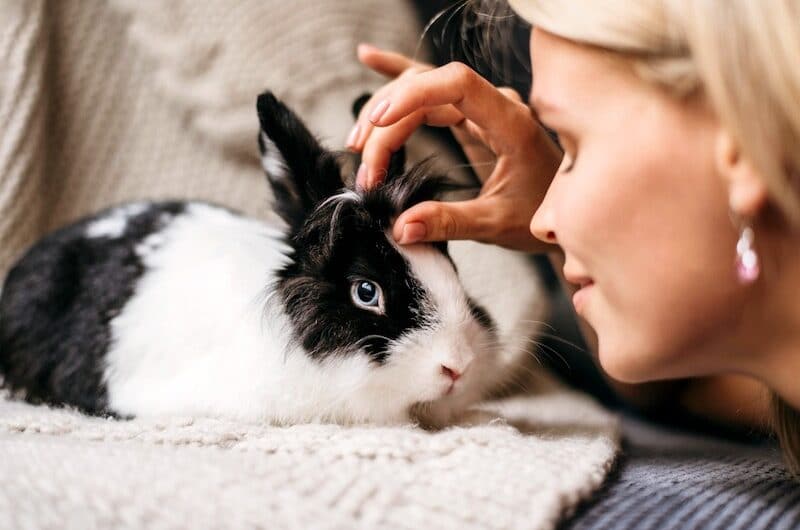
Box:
[351,92,371,119]
[350,92,406,181]
[257,91,344,231]
[386,143,406,178]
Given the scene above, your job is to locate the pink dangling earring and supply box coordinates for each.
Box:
[735,223,760,284]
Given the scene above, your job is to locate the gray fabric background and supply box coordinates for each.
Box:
[562,416,800,530]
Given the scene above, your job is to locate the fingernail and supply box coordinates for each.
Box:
[368,100,389,124]
[356,163,367,188]
[346,123,361,149]
[398,222,427,244]
[357,43,375,54]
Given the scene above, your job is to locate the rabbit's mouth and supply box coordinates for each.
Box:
[440,372,471,399]
[408,381,483,429]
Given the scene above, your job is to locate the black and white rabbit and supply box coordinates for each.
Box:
[0,91,524,425]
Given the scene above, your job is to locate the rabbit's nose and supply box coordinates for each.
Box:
[441,364,464,382]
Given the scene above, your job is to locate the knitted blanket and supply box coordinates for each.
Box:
[0,389,618,530]
[0,235,621,529]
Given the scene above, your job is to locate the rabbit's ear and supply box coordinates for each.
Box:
[351,92,406,181]
[351,92,371,119]
[257,91,344,231]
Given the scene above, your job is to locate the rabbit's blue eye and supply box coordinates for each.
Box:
[351,280,384,314]
[357,282,377,304]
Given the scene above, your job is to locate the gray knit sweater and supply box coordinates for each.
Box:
[0,0,440,276]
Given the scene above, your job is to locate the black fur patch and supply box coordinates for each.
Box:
[468,298,495,332]
[257,92,343,233]
[277,206,431,363]
[351,92,371,118]
[0,202,185,414]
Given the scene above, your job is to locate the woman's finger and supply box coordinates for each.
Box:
[357,103,464,152]
[392,195,551,252]
[392,199,499,244]
[348,80,399,150]
[357,43,422,78]
[367,62,537,154]
[497,86,523,103]
[349,48,434,151]
[357,105,466,188]
[452,119,497,183]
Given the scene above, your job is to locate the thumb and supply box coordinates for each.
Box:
[392,199,494,244]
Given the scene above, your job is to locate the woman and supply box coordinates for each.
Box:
[348,0,800,472]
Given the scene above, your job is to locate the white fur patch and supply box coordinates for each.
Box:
[135,232,166,258]
[395,243,469,325]
[85,202,149,239]
[317,190,361,210]
[104,204,296,420]
[260,132,288,179]
[448,240,548,367]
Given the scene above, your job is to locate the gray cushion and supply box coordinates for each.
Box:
[564,416,800,530]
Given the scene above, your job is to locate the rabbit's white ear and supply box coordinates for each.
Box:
[257,91,343,231]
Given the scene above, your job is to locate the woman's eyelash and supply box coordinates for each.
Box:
[553,133,576,173]
[562,152,576,172]
[543,125,561,148]
[540,122,576,173]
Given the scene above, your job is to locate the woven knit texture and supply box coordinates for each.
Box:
[0,0,448,276]
[0,389,618,530]
[564,417,800,530]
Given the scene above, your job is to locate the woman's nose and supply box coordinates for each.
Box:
[530,197,558,244]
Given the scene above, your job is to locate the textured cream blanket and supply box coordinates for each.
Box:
[0,1,619,527]
[0,389,618,530]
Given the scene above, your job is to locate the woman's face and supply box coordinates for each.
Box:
[529,29,748,383]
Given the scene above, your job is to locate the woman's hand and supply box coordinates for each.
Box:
[350,44,563,252]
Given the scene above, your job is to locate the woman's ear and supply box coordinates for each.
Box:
[715,129,768,217]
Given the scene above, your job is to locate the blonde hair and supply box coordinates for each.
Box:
[507,0,800,474]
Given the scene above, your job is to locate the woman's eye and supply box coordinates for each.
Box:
[351,280,385,314]
[561,152,576,173]
[548,128,577,173]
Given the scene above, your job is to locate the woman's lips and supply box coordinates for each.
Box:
[564,269,594,313]
[571,280,594,313]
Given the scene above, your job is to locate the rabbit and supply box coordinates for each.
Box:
[0,91,520,426]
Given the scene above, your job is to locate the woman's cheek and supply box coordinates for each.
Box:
[590,279,668,382]
[594,246,747,384]
[553,176,681,381]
